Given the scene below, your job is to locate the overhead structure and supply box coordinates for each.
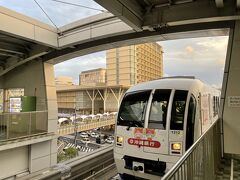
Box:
[0,0,239,75]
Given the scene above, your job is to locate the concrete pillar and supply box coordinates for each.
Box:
[222,20,240,155]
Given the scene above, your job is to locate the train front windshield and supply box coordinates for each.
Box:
[117,90,151,127]
[117,89,171,129]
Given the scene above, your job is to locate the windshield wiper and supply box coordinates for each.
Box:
[126,120,143,130]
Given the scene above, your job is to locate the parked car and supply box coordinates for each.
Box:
[90,132,98,138]
[96,134,105,144]
[79,132,88,138]
[105,137,114,144]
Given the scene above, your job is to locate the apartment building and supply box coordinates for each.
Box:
[106,42,163,86]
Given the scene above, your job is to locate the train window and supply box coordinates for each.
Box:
[186,95,196,150]
[148,89,171,130]
[117,90,151,127]
[213,96,216,117]
[170,90,188,130]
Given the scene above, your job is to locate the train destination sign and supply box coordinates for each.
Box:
[128,138,161,148]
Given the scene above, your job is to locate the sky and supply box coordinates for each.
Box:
[54,36,229,87]
[0,0,105,27]
[0,1,229,88]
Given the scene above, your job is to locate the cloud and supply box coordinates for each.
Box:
[185,46,194,54]
[159,36,229,88]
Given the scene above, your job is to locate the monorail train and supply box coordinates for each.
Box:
[114,77,220,180]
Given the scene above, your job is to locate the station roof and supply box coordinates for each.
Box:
[56,84,130,92]
[0,0,106,28]
[0,0,238,78]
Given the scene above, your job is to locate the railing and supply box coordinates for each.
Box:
[0,111,48,142]
[57,119,115,136]
[162,119,222,180]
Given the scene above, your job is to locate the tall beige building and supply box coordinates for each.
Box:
[106,42,163,86]
[79,68,106,86]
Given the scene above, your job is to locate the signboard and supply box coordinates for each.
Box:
[228,96,240,107]
[134,128,156,140]
[128,138,161,148]
[129,128,160,148]
[9,97,21,112]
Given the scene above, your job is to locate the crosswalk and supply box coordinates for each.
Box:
[64,142,94,153]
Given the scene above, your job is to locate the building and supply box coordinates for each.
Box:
[57,85,129,114]
[55,76,74,86]
[57,43,163,114]
[79,68,106,86]
[106,42,163,86]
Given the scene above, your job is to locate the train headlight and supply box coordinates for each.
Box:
[117,136,124,146]
[171,143,181,150]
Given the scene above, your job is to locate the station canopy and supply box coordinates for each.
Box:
[0,0,106,28]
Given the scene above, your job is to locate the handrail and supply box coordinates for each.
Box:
[162,118,221,179]
[0,110,47,115]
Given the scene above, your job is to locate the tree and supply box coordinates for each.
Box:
[65,147,78,159]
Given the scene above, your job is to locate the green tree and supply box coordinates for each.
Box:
[65,147,78,159]
[57,153,66,163]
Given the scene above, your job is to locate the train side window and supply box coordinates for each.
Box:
[148,90,171,130]
[186,95,196,150]
[213,96,216,117]
[170,90,188,130]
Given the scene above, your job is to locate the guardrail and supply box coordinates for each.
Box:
[0,111,48,143]
[162,119,221,180]
[57,119,115,136]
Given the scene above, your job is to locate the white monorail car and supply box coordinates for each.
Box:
[114,77,220,180]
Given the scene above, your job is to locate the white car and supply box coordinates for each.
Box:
[90,132,98,138]
[79,132,88,138]
[105,137,114,144]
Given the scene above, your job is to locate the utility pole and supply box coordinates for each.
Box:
[73,107,77,146]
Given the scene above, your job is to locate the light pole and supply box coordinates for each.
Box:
[73,107,77,146]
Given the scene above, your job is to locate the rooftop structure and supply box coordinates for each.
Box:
[55,76,74,86]
[79,68,106,86]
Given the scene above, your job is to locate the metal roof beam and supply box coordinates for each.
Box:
[94,0,143,32]
[143,0,239,29]
[0,48,24,55]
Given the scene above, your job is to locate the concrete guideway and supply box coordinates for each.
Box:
[18,145,115,180]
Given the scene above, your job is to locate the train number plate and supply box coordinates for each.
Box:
[170,130,182,135]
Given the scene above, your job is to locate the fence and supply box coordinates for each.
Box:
[58,119,115,136]
[162,119,222,180]
[0,111,48,142]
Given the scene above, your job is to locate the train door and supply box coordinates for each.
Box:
[143,89,172,155]
[169,90,188,156]
[185,95,197,150]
